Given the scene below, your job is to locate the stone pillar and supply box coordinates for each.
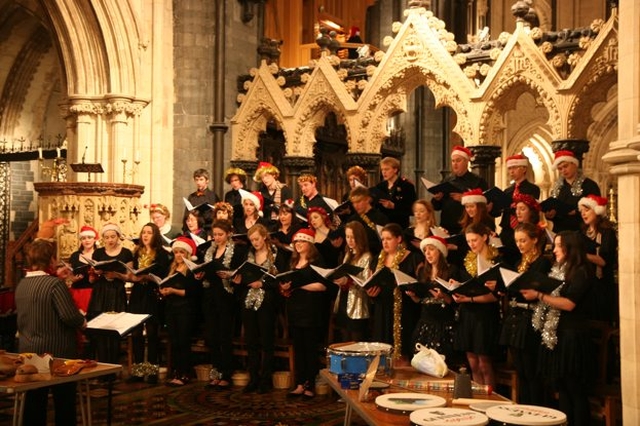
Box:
[281,156,315,200]
[551,139,590,168]
[602,3,640,423]
[344,153,382,187]
[468,145,501,187]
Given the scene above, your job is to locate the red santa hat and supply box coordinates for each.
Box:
[461,188,487,205]
[578,195,608,216]
[505,154,529,168]
[292,228,316,244]
[451,145,473,161]
[79,225,98,239]
[511,193,541,212]
[307,206,331,228]
[172,237,198,261]
[240,189,264,216]
[420,235,448,257]
[552,150,579,169]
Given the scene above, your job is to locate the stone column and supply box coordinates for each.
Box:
[281,156,315,200]
[602,2,640,423]
[344,153,382,187]
[551,139,590,168]
[468,145,501,187]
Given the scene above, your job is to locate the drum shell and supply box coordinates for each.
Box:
[327,342,393,376]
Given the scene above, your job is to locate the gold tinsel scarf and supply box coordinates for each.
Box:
[376,245,407,359]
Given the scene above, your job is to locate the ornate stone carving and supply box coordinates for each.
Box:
[34,182,144,260]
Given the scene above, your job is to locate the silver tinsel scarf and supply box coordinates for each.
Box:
[531,263,566,350]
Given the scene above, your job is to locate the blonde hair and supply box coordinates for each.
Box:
[149,203,171,219]
[297,174,317,185]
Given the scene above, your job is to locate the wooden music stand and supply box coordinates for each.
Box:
[70,163,104,182]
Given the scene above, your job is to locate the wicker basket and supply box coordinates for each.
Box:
[194,364,212,381]
[232,371,250,387]
[272,371,291,389]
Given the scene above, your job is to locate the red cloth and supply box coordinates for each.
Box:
[69,288,92,313]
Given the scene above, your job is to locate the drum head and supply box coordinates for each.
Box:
[375,392,446,414]
[410,407,489,425]
[485,404,567,425]
[468,401,512,413]
[329,342,392,353]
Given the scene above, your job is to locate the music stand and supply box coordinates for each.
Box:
[70,163,104,182]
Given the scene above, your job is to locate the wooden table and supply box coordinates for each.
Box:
[320,367,511,426]
[0,359,122,426]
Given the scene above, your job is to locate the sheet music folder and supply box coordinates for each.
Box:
[70,163,104,182]
[70,163,104,173]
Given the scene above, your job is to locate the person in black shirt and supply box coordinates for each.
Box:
[545,150,600,232]
[499,154,541,265]
[294,174,334,218]
[254,162,292,222]
[183,169,220,233]
[432,145,488,235]
[373,157,416,228]
[223,167,247,223]
[347,186,388,257]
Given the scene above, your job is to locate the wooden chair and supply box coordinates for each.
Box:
[586,320,621,426]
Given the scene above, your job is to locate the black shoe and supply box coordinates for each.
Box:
[216,380,230,390]
[258,382,272,394]
[243,380,259,393]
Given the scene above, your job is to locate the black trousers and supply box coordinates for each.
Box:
[291,325,322,388]
[242,301,276,384]
[24,381,77,426]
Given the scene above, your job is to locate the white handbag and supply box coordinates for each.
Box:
[410,343,448,378]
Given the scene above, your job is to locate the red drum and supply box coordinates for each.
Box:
[485,404,567,426]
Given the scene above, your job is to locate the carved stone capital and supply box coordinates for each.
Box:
[468,145,502,167]
[344,153,382,168]
[551,139,590,165]
[281,156,315,173]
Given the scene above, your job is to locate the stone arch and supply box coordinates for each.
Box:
[291,95,350,158]
[481,74,561,144]
[585,85,617,191]
[40,0,143,96]
[232,103,286,161]
[0,26,53,136]
[505,124,555,196]
[356,64,473,153]
[567,72,617,140]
